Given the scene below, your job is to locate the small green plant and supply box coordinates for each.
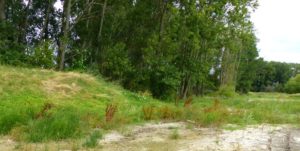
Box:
[169,129,180,140]
[83,130,103,148]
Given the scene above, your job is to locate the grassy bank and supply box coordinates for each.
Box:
[0,65,300,143]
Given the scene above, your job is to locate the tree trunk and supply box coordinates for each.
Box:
[41,0,54,40]
[0,0,5,21]
[158,0,167,43]
[95,0,107,66]
[58,0,72,71]
[97,0,107,43]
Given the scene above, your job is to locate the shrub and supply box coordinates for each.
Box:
[285,74,300,94]
[216,85,237,97]
[28,41,55,69]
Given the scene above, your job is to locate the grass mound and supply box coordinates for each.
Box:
[0,65,164,142]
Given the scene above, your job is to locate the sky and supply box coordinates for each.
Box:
[251,0,300,63]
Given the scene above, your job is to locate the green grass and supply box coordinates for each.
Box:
[0,65,166,142]
[83,129,103,148]
[0,65,300,143]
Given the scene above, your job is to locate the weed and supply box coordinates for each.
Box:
[83,130,103,148]
[142,105,155,120]
[204,99,220,113]
[159,106,175,120]
[169,129,180,140]
[10,126,26,141]
[199,100,229,126]
[105,103,118,122]
[184,96,193,108]
[35,102,55,119]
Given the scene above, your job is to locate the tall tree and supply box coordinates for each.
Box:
[58,0,72,70]
[0,0,5,21]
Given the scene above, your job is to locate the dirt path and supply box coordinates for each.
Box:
[1,122,300,151]
[101,122,300,151]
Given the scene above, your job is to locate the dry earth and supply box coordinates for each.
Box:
[1,122,300,151]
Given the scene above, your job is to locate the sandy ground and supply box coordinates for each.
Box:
[1,122,300,151]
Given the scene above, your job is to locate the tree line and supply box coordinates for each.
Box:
[0,0,299,99]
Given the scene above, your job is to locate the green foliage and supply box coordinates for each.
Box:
[0,111,28,134]
[285,74,300,94]
[0,106,37,135]
[216,85,237,97]
[251,60,296,92]
[27,107,82,142]
[28,41,55,69]
[101,43,132,81]
[0,22,26,66]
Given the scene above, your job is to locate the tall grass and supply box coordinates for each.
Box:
[27,107,83,142]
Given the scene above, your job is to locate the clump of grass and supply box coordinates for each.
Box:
[105,103,118,122]
[35,102,55,119]
[27,107,82,142]
[198,100,229,127]
[142,105,155,120]
[10,126,26,141]
[0,112,25,134]
[159,106,175,120]
[184,96,193,108]
[83,130,103,148]
[0,107,36,135]
[169,129,180,140]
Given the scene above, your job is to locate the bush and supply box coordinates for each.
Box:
[285,74,300,94]
[216,85,237,97]
[28,41,55,69]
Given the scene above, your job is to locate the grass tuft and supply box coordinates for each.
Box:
[169,129,180,140]
[83,129,103,148]
[27,107,82,142]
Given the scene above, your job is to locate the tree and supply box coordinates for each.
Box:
[0,0,5,21]
[285,74,300,94]
[57,0,72,70]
